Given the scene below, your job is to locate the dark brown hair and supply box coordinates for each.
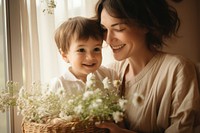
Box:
[95,0,180,49]
[54,16,103,53]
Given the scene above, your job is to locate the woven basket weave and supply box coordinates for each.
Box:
[22,120,109,133]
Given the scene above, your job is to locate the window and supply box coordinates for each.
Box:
[0,0,11,132]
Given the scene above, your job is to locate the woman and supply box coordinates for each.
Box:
[94,0,200,132]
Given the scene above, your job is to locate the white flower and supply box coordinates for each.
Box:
[59,112,73,122]
[55,87,66,97]
[132,93,144,107]
[118,99,128,111]
[1,75,140,126]
[51,118,65,124]
[112,111,123,123]
[89,99,102,109]
[74,105,83,114]
[41,84,49,95]
[18,86,25,97]
[113,80,121,89]
[86,73,96,81]
[95,121,101,125]
[71,126,75,131]
[68,99,74,104]
[102,77,113,89]
[96,98,102,103]
[86,73,96,89]
[83,91,94,100]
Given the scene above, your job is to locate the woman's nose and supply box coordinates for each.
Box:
[105,31,114,45]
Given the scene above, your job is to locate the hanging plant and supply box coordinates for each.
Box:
[41,0,56,14]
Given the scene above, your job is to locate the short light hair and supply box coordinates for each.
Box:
[54,16,103,54]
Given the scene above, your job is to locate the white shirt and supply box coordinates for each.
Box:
[49,66,118,96]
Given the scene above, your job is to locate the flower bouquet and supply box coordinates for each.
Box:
[1,73,144,133]
[1,73,131,133]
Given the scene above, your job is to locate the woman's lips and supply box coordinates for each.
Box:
[111,44,125,52]
[111,44,125,50]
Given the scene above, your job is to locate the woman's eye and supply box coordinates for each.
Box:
[77,48,85,52]
[115,28,125,32]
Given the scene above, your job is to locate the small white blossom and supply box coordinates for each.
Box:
[83,91,94,100]
[51,118,65,124]
[71,126,75,131]
[95,121,101,125]
[68,99,74,104]
[113,80,121,89]
[55,87,66,97]
[102,77,113,89]
[89,99,102,109]
[132,93,144,107]
[112,111,123,123]
[89,102,99,109]
[86,73,96,81]
[41,84,50,95]
[74,105,83,114]
[119,99,128,111]
[59,112,73,122]
[86,73,96,89]
[1,75,144,127]
[96,98,102,103]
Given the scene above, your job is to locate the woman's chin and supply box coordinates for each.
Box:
[113,54,125,61]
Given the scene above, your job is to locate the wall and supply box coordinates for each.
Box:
[164,0,200,63]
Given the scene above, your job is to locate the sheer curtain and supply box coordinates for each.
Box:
[37,0,105,83]
[20,0,114,87]
[20,0,40,87]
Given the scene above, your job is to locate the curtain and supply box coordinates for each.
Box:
[20,0,40,87]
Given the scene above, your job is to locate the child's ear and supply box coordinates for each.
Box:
[60,49,69,63]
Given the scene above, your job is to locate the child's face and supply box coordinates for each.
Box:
[64,37,102,80]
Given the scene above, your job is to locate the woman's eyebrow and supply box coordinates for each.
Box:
[100,22,125,28]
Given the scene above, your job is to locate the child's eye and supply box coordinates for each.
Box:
[101,28,107,33]
[94,47,102,52]
[77,48,85,52]
[101,26,107,33]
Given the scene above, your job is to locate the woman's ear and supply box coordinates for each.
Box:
[60,48,69,63]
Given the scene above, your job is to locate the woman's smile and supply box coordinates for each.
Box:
[111,44,125,50]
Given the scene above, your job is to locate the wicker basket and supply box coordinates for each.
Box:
[22,120,109,133]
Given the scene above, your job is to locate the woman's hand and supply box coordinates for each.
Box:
[96,122,137,133]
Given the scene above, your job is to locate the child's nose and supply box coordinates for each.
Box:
[86,52,95,60]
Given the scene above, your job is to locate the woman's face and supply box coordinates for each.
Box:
[100,8,148,61]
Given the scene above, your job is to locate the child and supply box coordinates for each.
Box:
[50,16,118,94]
